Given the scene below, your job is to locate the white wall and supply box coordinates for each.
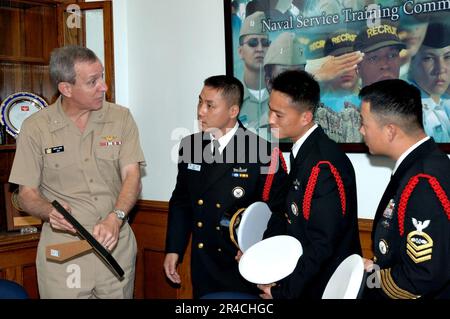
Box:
[113,0,396,219]
[85,9,105,66]
[114,0,226,202]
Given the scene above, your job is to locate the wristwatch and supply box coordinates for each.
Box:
[113,208,127,221]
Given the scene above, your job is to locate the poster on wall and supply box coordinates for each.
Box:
[224,0,450,152]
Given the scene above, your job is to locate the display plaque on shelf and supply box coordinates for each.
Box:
[5,184,42,231]
[0,92,48,138]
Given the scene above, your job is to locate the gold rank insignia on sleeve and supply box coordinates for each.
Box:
[380,268,421,299]
[406,218,433,264]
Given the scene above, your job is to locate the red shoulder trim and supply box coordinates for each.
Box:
[302,161,346,220]
[262,147,287,202]
[398,173,450,236]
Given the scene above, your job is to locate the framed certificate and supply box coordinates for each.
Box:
[0,92,48,138]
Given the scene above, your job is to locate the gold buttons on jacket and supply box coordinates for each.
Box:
[197,199,204,206]
[197,222,203,228]
[216,203,221,208]
[198,243,204,249]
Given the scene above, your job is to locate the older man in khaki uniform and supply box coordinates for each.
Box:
[9,46,145,298]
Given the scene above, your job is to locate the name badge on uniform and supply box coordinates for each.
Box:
[188,164,201,171]
[45,145,64,154]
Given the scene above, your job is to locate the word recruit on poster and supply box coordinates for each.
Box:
[262,1,449,31]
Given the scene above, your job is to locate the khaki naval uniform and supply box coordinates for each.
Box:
[238,87,270,141]
[9,96,145,298]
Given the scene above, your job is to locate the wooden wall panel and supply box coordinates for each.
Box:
[22,264,39,299]
[0,63,58,105]
[23,6,44,58]
[143,249,177,299]
[0,232,39,298]
[359,218,374,260]
[131,201,192,299]
[0,7,20,57]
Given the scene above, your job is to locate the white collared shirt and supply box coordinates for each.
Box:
[291,124,318,159]
[392,136,430,174]
[210,122,239,154]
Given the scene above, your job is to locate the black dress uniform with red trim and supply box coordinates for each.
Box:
[364,138,450,299]
[166,123,287,298]
[265,126,361,299]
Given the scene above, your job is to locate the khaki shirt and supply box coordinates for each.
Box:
[238,86,271,141]
[9,96,146,227]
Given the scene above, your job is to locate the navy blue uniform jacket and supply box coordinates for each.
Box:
[365,138,450,299]
[166,124,287,298]
[265,126,361,299]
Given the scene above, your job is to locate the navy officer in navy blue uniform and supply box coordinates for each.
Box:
[259,70,361,299]
[163,75,286,298]
[359,79,450,299]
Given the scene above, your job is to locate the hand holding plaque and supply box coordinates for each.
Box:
[48,200,125,279]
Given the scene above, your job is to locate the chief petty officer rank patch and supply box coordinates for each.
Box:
[406,218,433,264]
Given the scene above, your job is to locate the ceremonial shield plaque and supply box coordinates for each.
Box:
[0,92,48,138]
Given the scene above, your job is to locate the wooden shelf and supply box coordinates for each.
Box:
[0,231,40,251]
[0,144,16,151]
[0,230,40,298]
[0,55,47,64]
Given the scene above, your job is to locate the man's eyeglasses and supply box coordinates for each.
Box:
[241,38,270,48]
